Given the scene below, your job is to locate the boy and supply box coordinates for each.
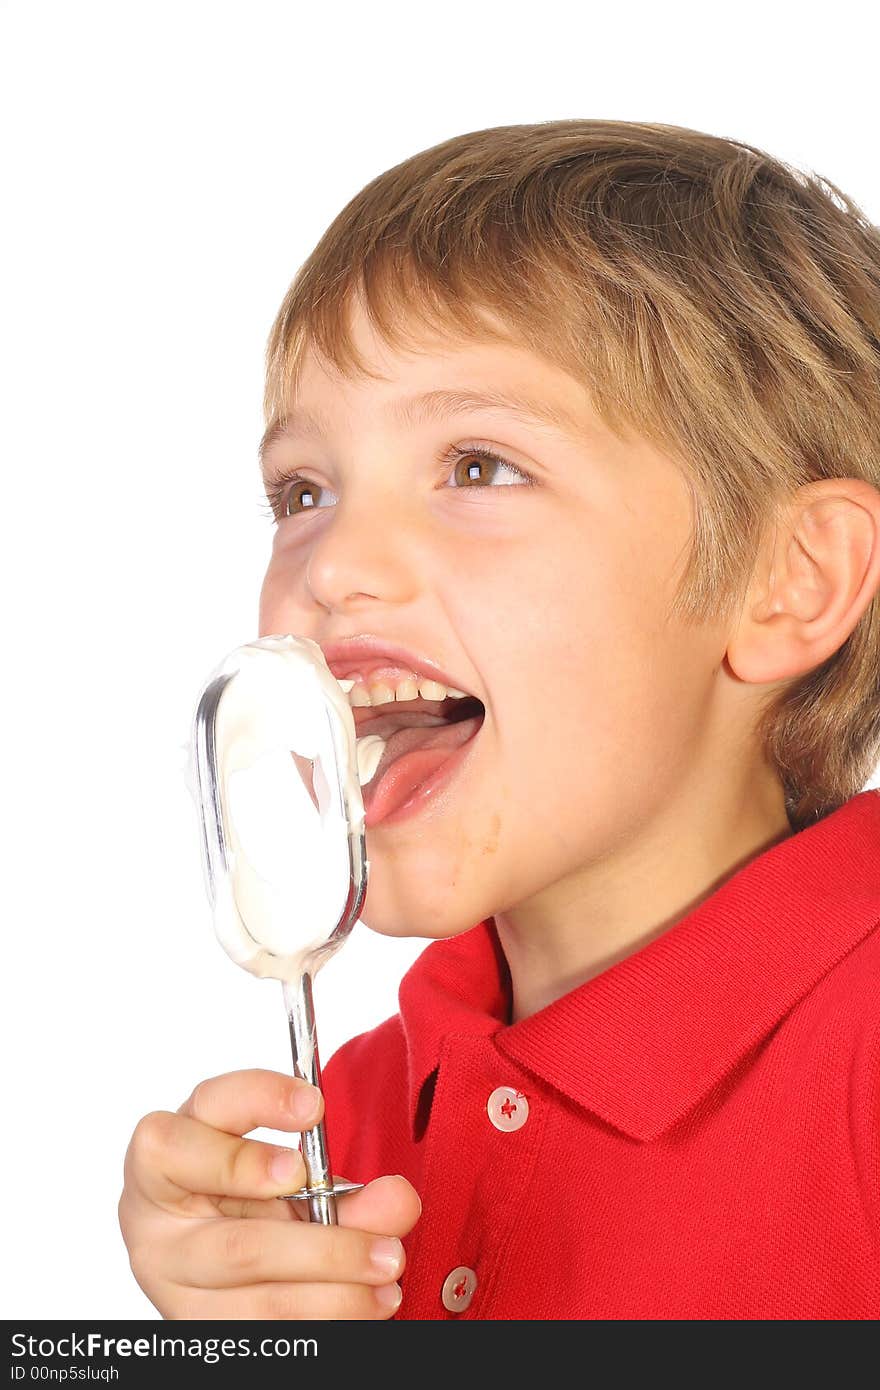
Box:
[118,119,880,1319]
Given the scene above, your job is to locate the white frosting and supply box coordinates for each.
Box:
[356,732,386,787]
[184,635,379,984]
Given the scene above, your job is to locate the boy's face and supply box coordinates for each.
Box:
[258,299,745,942]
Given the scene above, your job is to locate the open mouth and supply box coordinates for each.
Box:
[356,694,485,826]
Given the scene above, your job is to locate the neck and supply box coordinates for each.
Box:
[494,767,792,1025]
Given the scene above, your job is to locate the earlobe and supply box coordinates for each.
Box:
[726,478,880,686]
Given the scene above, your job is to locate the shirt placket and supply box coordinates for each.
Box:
[399,1031,548,1319]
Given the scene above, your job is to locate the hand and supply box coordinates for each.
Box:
[118,1068,421,1319]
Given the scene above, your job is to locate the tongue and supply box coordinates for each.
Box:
[362,712,482,814]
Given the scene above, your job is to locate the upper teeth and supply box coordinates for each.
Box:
[336,672,469,705]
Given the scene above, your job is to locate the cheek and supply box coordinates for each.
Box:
[504,627,715,848]
[257,552,293,633]
[494,524,704,783]
[256,572,275,635]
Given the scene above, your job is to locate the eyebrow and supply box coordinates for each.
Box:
[258,387,586,473]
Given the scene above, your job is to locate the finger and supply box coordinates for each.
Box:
[168,1278,403,1321]
[177,1069,324,1137]
[332,1174,423,1237]
[239,1173,425,1228]
[127,1109,309,1209]
[167,1215,406,1290]
[214,1193,300,1221]
[215,1172,424,1229]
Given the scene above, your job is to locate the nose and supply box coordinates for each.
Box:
[304,479,423,613]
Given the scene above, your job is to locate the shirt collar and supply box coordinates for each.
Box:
[398,790,880,1142]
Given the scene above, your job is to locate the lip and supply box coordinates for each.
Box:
[318,635,477,698]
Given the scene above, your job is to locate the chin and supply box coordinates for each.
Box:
[359,902,480,942]
[358,830,507,941]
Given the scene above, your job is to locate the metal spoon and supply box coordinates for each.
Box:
[187,634,369,1223]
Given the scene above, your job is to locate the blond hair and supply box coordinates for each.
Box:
[262,120,880,830]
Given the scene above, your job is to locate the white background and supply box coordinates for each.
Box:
[2,0,878,1318]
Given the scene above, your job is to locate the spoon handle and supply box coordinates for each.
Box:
[282,972,339,1223]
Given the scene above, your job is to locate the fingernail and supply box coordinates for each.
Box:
[370,1237,403,1277]
[290,1084,321,1126]
[375,1282,402,1311]
[269,1149,301,1184]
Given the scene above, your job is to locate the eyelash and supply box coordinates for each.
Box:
[259,443,535,522]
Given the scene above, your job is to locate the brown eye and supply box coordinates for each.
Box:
[444,445,532,490]
[260,446,534,526]
[283,477,322,516]
[263,471,332,521]
[452,453,498,486]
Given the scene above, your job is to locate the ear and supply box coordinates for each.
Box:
[727,478,880,684]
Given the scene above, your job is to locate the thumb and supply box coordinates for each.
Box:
[332,1173,422,1237]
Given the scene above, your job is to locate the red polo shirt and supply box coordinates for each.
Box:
[320,789,880,1319]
